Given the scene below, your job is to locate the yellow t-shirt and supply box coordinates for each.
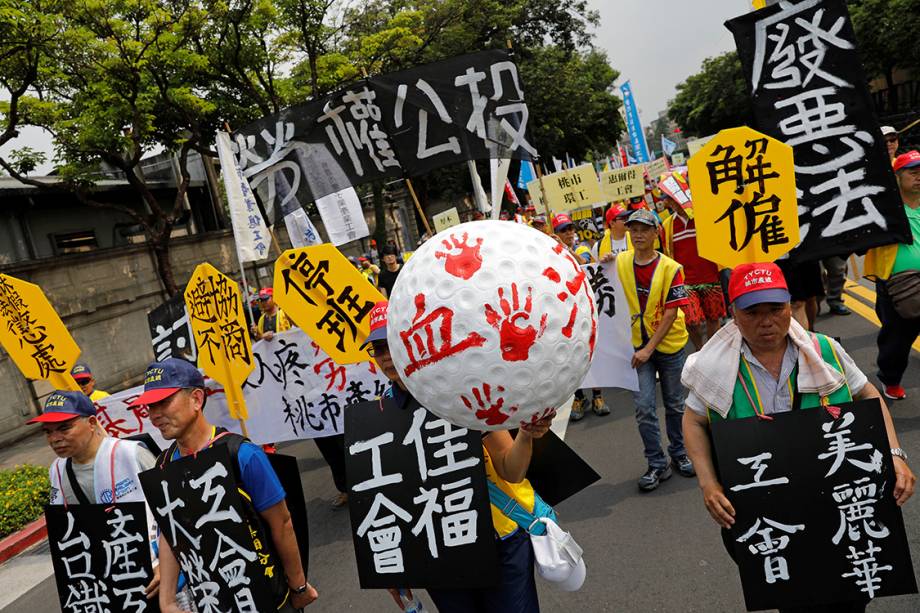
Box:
[89,389,110,402]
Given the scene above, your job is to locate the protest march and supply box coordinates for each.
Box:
[1,0,920,611]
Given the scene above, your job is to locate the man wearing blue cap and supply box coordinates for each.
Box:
[71,363,110,402]
[132,357,318,611]
[31,390,161,599]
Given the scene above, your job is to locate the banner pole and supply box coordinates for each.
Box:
[405,178,434,235]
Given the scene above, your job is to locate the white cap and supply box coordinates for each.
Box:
[882,125,898,136]
[532,518,587,591]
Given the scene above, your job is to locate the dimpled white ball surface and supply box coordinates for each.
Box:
[387,220,597,431]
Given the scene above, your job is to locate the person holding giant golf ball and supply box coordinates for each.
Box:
[364,300,554,611]
[618,208,696,492]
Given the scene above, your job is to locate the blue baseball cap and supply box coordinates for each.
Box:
[28,390,96,424]
[129,358,205,406]
[70,363,93,381]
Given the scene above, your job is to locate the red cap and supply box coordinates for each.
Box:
[728,263,792,309]
[361,301,389,349]
[605,205,626,226]
[552,213,574,231]
[258,287,273,299]
[893,150,920,172]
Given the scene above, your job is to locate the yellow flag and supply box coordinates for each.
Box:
[184,263,254,419]
[0,274,82,391]
[274,244,385,365]
[688,126,799,269]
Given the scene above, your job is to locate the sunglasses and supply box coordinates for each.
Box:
[367,341,390,357]
[258,296,271,301]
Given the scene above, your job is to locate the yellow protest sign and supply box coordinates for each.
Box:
[526,179,547,214]
[433,208,461,233]
[688,126,799,269]
[645,157,670,180]
[541,164,604,212]
[600,165,645,200]
[0,274,81,391]
[184,263,254,420]
[274,244,384,365]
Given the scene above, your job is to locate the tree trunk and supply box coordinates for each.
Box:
[152,227,179,297]
[372,181,387,251]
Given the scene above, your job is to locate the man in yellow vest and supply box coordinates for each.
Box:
[71,363,110,402]
[358,256,380,286]
[681,262,915,611]
[617,209,694,491]
[253,287,293,341]
[864,150,920,401]
[592,204,632,263]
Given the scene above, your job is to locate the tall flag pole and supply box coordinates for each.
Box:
[619,81,651,163]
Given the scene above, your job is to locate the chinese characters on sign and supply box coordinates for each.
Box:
[147,292,196,363]
[345,397,498,589]
[46,503,159,613]
[96,329,389,446]
[216,131,272,262]
[139,446,279,613]
[541,165,604,212]
[570,207,605,243]
[274,245,384,365]
[0,274,81,389]
[184,263,254,419]
[600,165,645,200]
[689,127,799,269]
[726,0,909,262]
[233,50,534,221]
[712,399,917,611]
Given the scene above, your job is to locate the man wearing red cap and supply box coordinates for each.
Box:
[32,391,162,600]
[253,287,293,341]
[864,150,920,400]
[363,302,558,611]
[358,256,380,286]
[682,263,915,553]
[592,204,632,262]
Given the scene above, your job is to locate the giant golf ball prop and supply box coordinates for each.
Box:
[387,220,597,430]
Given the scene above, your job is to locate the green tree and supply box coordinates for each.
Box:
[667,51,753,137]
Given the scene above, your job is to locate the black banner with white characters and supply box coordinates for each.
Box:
[45,502,159,613]
[233,50,534,222]
[147,290,196,363]
[345,396,499,589]
[726,0,910,263]
[139,446,278,612]
[712,399,917,611]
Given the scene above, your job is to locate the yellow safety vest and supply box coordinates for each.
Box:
[257,309,293,336]
[574,244,593,263]
[89,389,110,402]
[598,229,634,258]
[360,267,378,286]
[616,251,689,353]
[863,244,898,281]
[483,446,536,538]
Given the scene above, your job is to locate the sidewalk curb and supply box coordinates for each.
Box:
[0,517,47,566]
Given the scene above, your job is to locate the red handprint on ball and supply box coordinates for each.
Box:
[435,232,483,280]
[461,383,518,426]
[484,283,547,362]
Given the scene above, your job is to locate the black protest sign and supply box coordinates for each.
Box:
[345,397,499,589]
[233,50,534,223]
[525,430,601,507]
[571,207,605,244]
[147,290,196,363]
[725,0,910,263]
[45,502,159,613]
[139,446,278,612]
[267,453,310,578]
[712,399,917,611]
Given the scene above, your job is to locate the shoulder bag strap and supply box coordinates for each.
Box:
[64,458,92,505]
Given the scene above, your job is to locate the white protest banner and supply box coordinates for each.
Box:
[216,131,272,262]
[579,262,639,391]
[314,187,370,246]
[94,329,389,445]
[284,208,323,248]
[489,158,511,219]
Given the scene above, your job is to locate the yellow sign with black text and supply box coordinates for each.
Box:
[274,245,384,365]
[541,165,604,212]
[185,263,254,419]
[688,126,799,269]
[0,274,81,391]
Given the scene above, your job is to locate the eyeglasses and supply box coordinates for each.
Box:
[258,296,271,301]
[367,341,390,357]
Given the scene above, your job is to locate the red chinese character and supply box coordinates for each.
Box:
[400,294,486,377]
[314,357,347,391]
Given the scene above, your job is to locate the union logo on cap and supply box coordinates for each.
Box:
[368,302,388,331]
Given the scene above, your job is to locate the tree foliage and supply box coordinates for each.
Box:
[667,51,753,138]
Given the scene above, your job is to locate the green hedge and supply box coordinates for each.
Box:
[0,464,50,539]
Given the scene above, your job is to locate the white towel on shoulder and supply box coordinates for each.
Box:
[681,319,847,418]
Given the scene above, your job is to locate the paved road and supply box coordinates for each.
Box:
[5,280,920,612]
